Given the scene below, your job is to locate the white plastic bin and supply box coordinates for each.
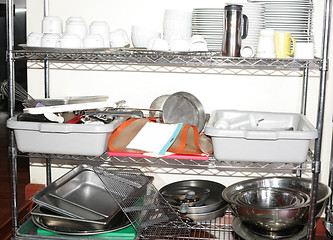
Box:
[7,116,125,156]
[204,110,318,163]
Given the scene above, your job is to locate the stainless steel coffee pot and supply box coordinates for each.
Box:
[222,4,249,57]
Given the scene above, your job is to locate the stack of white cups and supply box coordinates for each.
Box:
[89,21,110,48]
[40,16,62,48]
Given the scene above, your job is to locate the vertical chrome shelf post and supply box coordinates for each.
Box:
[310,0,332,239]
[6,0,18,237]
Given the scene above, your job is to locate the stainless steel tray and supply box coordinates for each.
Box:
[18,44,121,52]
[33,164,149,222]
[31,205,120,231]
[31,208,132,236]
[26,95,109,107]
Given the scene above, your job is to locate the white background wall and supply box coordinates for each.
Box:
[25,0,333,190]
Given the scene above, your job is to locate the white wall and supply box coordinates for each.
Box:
[25,0,333,191]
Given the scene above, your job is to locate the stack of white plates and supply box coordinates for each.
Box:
[249,0,314,42]
[242,3,266,51]
[192,8,224,51]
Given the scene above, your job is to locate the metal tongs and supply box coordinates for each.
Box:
[84,109,144,118]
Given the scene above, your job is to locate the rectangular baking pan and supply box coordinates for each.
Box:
[33,165,150,223]
[31,205,114,231]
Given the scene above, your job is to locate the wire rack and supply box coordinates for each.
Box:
[24,152,313,174]
[92,166,190,239]
[16,214,236,240]
[12,49,322,70]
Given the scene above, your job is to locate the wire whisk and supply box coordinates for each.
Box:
[1,79,39,108]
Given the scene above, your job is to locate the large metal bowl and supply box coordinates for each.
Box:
[235,187,309,209]
[222,177,331,234]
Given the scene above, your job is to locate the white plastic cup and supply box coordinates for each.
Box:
[41,33,61,48]
[294,42,315,59]
[83,34,104,48]
[58,33,82,48]
[109,29,130,48]
[42,16,63,34]
[27,32,43,47]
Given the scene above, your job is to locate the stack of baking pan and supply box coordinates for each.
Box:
[30,164,190,238]
[30,164,151,237]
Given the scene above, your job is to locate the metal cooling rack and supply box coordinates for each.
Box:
[92,166,190,239]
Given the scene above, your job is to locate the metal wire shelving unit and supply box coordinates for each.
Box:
[5,0,332,239]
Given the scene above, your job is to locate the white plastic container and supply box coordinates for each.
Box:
[204,110,318,163]
[7,116,125,156]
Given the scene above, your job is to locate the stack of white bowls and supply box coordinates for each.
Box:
[242,3,266,52]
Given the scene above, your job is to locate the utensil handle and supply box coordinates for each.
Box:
[241,14,249,39]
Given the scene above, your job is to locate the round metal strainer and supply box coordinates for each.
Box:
[162,92,206,132]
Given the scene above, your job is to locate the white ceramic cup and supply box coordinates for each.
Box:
[109,29,130,48]
[294,42,315,59]
[42,16,63,34]
[89,21,110,47]
[66,21,87,39]
[147,38,169,51]
[256,29,276,58]
[66,16,85,25]
[169,39,190,52]
[190,42,208,52]
[41,33,61,48]
[83,34,104,48]
[58,33,82,48]
[27,32,43,47]
[131,25,161,48]
[190,35,208,51]
[241,45,256,57]
[191,35,206,44]
[163,9,192,43]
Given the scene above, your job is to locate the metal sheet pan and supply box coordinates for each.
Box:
[31,206,113,231]
[33,164,124,222]
[31,208,133,236]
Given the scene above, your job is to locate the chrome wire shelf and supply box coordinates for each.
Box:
[16,212,235,240]
[23,152,313,173]
[12,49,322,70]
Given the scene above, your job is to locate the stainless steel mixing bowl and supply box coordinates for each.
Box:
[222,177,331,234]
[235,187,309,209]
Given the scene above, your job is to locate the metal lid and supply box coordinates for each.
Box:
[225,4,243,11]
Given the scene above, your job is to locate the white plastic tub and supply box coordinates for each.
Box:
[204,110,318,163]
[7,116,125,156]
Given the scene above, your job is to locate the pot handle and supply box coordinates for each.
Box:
[241,14,249,39]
